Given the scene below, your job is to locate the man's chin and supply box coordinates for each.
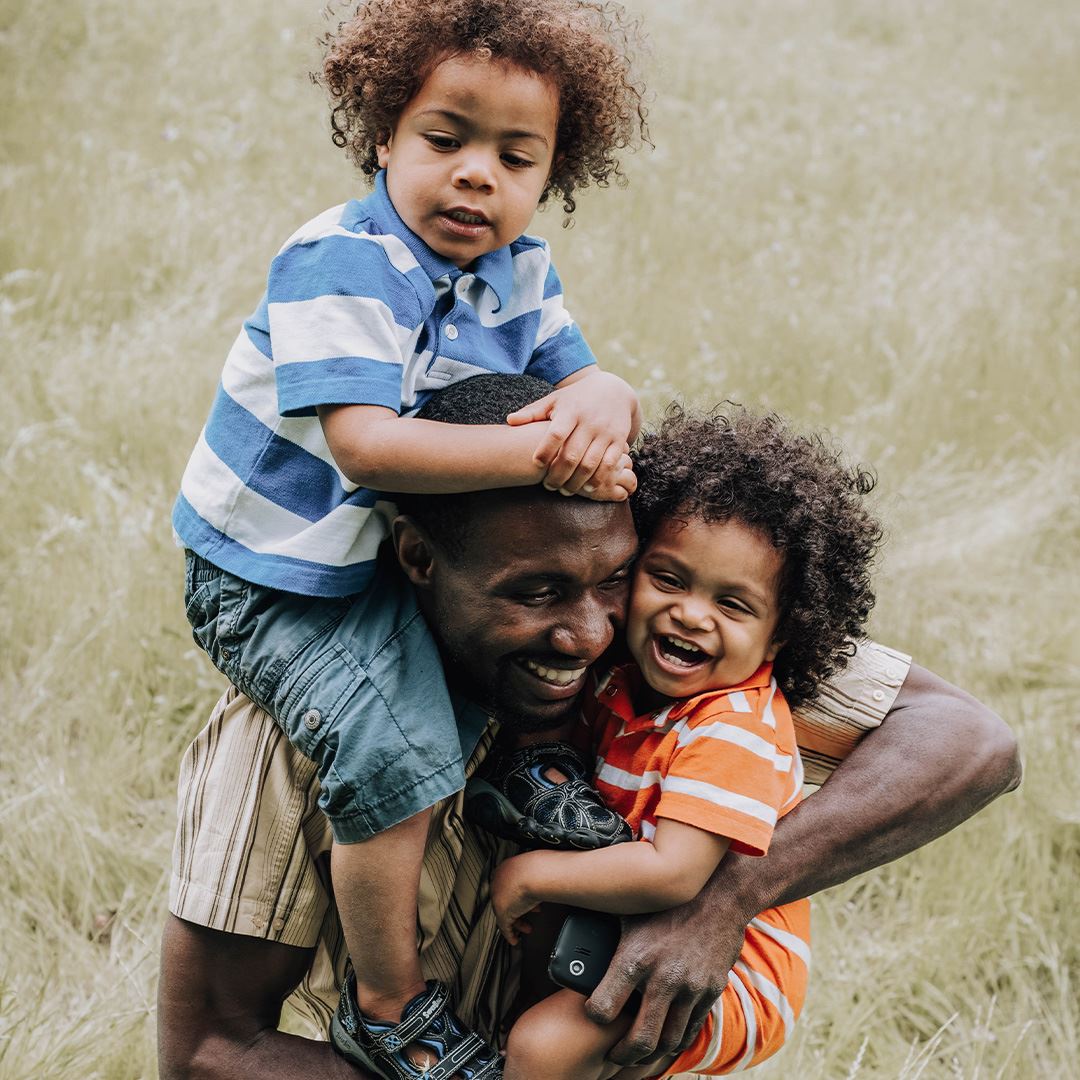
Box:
[488,688,581,736]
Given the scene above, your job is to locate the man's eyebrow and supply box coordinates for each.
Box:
[412,108,550,147]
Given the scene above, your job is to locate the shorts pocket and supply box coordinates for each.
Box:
[275,644,379,763]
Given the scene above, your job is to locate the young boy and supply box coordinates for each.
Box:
[491,406,883,1078]
[173,1,647,1076]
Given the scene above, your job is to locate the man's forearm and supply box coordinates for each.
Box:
[158,917,371,1080]
[163,1026,369,1080]
[715,662,1022,916]
[584,663,1020,1067]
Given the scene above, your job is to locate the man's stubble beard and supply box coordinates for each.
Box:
[444,644,580,736]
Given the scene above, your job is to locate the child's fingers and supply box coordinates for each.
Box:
[579,459,637,502]
[506,392,558,427]
[556,437,618,496]
[496,913,519,944]
[580,441,632,495]
[542,424,596,490]
[533,416,578,469]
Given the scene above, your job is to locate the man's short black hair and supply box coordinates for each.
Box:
[392,374,555,553]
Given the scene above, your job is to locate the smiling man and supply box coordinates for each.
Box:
[158,375,1020,1080]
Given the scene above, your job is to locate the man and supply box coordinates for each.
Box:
[158,376,1021,1078]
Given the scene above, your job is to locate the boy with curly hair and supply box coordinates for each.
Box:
[492,406,883,1078]
[172,2,647,1075]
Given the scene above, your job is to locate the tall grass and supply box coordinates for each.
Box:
[1,0,1077,1075]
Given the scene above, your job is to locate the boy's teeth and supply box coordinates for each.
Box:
[660,636,706,665]
[523,660,585,686]
[449,210,485,224]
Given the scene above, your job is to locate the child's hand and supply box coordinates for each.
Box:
[492,855,541,945]
[506,370,641,500]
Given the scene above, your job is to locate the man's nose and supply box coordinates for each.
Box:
[452,149,497,193]
[549,597,617,661]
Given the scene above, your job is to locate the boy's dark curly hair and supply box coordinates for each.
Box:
[318,0,649,216]
[631,406,883,708]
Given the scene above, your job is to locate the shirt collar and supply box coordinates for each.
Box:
[370,171,515,310]
[597,661,777,732]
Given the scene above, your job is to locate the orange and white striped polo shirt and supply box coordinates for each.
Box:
[583,661,803,854]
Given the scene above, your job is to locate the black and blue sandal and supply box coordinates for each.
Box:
[330,972,502,1080]
[464,741,632,851]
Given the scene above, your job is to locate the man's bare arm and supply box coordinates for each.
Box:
[586,663,1022,1066]
[158,915,373,1080]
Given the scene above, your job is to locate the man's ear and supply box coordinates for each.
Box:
[392,516,436,589]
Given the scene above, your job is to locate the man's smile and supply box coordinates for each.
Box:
[512,656,589,699]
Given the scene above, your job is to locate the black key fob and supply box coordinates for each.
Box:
[548,909,621,995]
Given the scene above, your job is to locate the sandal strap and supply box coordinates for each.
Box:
[334,970,502,1079]
[502,741,589,780]
[369,980,452,1055]
[426,1031,491,1079]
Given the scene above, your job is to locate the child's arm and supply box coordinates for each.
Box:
[317,403,635,499]
[506,367,643,496]
[491,820,730,944]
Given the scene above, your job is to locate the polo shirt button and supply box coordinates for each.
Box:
[272,917,286,931]
[872,690,885,702]
[303,708,322,730]
[445,323,459,340]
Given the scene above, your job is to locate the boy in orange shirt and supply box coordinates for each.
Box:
[493,406,883,1078]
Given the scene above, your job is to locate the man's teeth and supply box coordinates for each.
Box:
[449,210,485,224]
[523,660,585,686]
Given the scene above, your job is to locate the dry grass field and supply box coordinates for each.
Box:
[1,0,1077,1076]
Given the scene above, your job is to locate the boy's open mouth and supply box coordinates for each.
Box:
[446,209,489,224]
[439,208,492,238]
[654,634,710,669]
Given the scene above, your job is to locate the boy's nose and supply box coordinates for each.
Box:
[672,598,713,632]
[452,152,497,193]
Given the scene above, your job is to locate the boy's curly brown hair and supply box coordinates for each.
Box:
[631,406,883,708]
[318,0,649,216]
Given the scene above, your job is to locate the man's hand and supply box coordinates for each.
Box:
[506,369,641,500]
[585,889,748,1068]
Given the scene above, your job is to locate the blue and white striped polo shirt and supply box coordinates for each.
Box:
[173,171,596,596]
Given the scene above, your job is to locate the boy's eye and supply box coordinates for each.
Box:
[718,597,751,616]
[650,572,682,591]
[424,134,459,151]
[501,153,534,169]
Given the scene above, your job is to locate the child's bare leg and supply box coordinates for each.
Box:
[503,988,635,1080]
[331,808,430,1021]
